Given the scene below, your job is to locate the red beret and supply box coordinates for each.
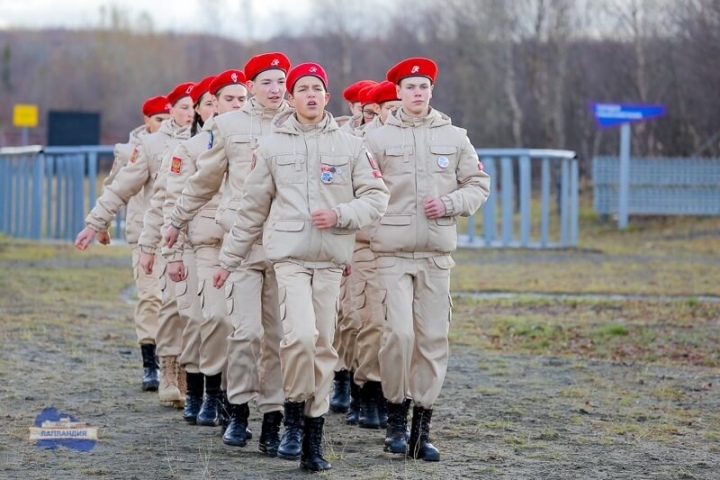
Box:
[386,57,438,85]
[286,62,329,94]
[209,69,247,96]
[142,95,171,117]
[371,80,400,105]
[243,52,291,81]
[190,75,216,105]
[342,80,376,103]
[358,83,379,105]
[167,82,195,106]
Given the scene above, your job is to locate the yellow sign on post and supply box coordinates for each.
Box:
[13,104,39,128]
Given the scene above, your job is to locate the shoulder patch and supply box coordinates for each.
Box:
[366,151,382,178]
[207,131,214,150]
[478,161,484,171]
[129,147,139,164]
[170,156,182,174]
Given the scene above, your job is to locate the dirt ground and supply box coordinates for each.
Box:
[1,243,719,480]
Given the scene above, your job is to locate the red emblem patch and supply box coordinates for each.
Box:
[170,156,182,174]
[129,147,139,164]
[478,161,484,171]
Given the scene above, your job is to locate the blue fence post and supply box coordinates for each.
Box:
[560,159,570,247]
[88,150,98,214]
[55,156,64,239]
[31,153,44,240]
[0,157,8,234]
[501,156,514,245]
[570,158,579,246]
[519,155,531,247]
[10,161,18,236]
[72,154,85,241]
[45,155,54,239]
[540,157,550,247]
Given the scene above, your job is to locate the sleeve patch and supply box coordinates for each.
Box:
[250,152,256,171]
[478,161,484,171]
[366,151,382,178]
[129,147,139,164]
[170,156,182,174]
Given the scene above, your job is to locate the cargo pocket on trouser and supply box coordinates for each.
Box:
[175,279,192,312]
[225,282,234,316]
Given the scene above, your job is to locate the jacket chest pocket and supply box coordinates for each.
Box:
[227,134,254,165]
[429,145,458,174]
[319,155,350,186]
[380,146,413,176]
[275,155,307,184]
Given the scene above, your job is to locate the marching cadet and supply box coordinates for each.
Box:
[335,79,373,128]
[161,71,248,426]
[364,58,491,461]
[76,80,194,407]
[330,78,380,417]
[78,95,170,392]
[213,62,389,472]
[164,52,291,456]
[339,80,405,430]
[358,83,380,126]
[340,80,377,133]
[138,76,218,413]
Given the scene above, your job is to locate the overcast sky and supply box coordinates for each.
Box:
[0,0,316,40]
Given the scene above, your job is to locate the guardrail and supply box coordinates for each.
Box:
[1,146,579,248]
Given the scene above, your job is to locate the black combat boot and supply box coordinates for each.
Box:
[222,403,250,447]
[300,416,332,472]
[259,411,283,457]
[346,374,361,425]
[359,381,381,429]
[329,369,351,413]
[140,344,159,391]
[196,373,223,426]
[383,400,409,454]
[182,372,204,424]
[408,405,440,462]
[277,400,305,460]
[377,382,388,428]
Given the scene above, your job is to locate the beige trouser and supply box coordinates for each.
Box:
[175,251,203,374]
[274,261,343,418]
[131,245,161,345]
[377,254,454,408]
[225,244,283,413]
[351,246,383,386]
[332,274,358,372]
[192,245,232,377]
[155,252,187,357]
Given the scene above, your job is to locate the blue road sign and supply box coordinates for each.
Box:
[591,103,665,128]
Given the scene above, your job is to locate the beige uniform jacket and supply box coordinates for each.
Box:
[218,111,390,271]
[364,107,491,255]
[138,121,191,255]
[340,113,363,134]
[161,118,224,261]
[171,97,291,233]
[85,119,180,233]
[345,115,381,246]
[99,125,147,243]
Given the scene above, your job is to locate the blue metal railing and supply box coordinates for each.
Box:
[462,149,579,248]
[1,146,579,247]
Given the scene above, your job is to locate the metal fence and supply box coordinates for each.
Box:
[594,156,720,216]
[1,146,579,248]
[461,149,579,248]
[0,145,115,241]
